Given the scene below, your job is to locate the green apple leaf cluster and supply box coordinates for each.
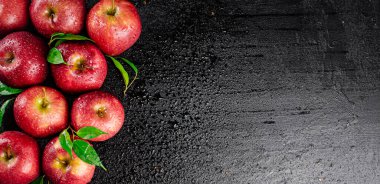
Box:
[59,126,107,171]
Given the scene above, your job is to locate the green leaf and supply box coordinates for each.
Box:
[49,33,93,47]
[0,82,23,95]
[49,33,65,46]
[59,129,73,158]
[51,32,65,38]
[107,56,130,96]
[54,40,66,48]
[0,99,12,130]
[30,175,44,184]
[73,140,107,171]
[47,47,66,65]
[118,58,139,88]
[118,58,138,75]
[76,126,107,140]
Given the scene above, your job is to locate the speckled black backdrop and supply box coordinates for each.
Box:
[1,0,380,183]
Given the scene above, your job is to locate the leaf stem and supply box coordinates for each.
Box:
[100,164,108,172]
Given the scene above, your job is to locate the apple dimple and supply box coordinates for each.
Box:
[36,97,50,112]
[0,145,15,162]
[68,54,94,74]
[44,7,57,23]
[96,106,107,118]
[72,59,89,73]
[35,87,51,112]
[106,6,118,16]
[52,154,72,172]
[2,52,15,64]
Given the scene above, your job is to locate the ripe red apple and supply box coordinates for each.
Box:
[0,131,40,184]
[87,0,142,56]
[43,137,95,184]
[0,31,47,88]
[51,42,107,93]
[0,0,29,37]
[71,91,125,141]
[29,0,86,38]
[14,86,68,138]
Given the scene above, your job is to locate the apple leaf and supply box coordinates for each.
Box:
[59,129,73,158]
[47,47,66,65]
[73,140,107,171]
[118,58,139,87]
[107,56,130,96]
[118,58,138,75]
[76,126,107,140]
[30,175,44,184]
[49,33,93,47]
[0,99,13,130]
[0,82,23,95]
[54,40,66,48]
[51,32,65,38]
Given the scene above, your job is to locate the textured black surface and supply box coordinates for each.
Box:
[1,0,380,183]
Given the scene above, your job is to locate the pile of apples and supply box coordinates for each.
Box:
[0,0,142,183]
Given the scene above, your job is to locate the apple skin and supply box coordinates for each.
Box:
[71,91,125,141]
[30,0,85,38]
[14,86,68,138]
[0,31,47,88]
[87,0,142,56]
[43,137,95,184]
[51,42,108,94]
[0,0,29,37]
[0,131,40,184]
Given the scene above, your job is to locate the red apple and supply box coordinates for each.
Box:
[14,86,68,138]
[0,131,40,184]
[0,0,29,37]
[29,0,86,38]
[51,42,108,93]
[0,31,47,88]
[71,91,125,141]
[87,0,142,56]
[43,137,95,184]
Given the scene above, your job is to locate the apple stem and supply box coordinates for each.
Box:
[0,54,15,63]
[107,0,116,16]
[42,87,47,98]
[68,126,77,141]
[68,126,76,134]
[112,0,115,12]
[5,146,13,160]
[40,87,50,108]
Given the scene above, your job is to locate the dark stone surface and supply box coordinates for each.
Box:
[1,0,380,183]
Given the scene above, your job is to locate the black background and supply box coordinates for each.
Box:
[2,0,380,183]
